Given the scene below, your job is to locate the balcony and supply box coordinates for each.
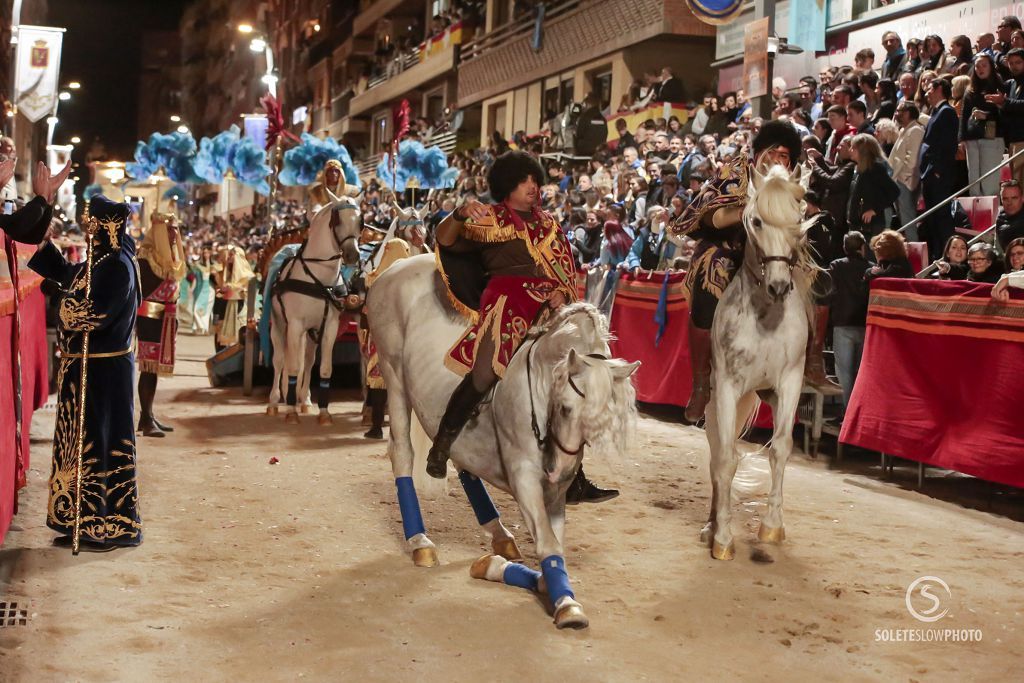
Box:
[349,34,458,118]
[327,115,369,140]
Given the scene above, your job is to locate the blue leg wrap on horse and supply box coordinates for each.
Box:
[540,555,574,602]
[458,470,499,526]
[395,477,425,539]
[317,378,330,409]
[503,562,541,591]
[286,376,297,406]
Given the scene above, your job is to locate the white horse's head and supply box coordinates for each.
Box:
[744,164,814,302]
[532,303,640,481]
[310,189,362,266]
[389,202,428,243]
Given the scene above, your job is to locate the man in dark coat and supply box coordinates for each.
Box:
[656,67,685,103]
[28,194,143,549]
[995,179,1024,250]
[918,78,960,261]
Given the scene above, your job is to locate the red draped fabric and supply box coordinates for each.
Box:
[840,278,1024,488]
[0,287,47,544]
[608,271,693,406]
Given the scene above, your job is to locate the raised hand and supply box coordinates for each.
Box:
[32,160,73,204]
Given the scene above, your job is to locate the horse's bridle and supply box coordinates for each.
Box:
[294,204,360,267]
[744,232,798,293]
[524,337,606,456]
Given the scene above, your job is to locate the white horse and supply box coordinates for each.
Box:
[366,256,638,629]
[267,192,362,424]
[701,164,817,560]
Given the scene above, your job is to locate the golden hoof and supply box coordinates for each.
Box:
[299,404,311,415]
[469,554,495,580]
[317,413,333,426]
[554,602,589,630]
[711,540,735,561]
[758,524,786,543]
[492,537,523,562]
[412,547,439,568]
[284,412,300,424]
[266,405,279,416]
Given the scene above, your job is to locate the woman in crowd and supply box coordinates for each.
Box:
[932,235,970,280]
[627,176,649,225]
[873,79,900,123]
[873,118,899,156]
[904,38,923,76]
[866,230,914,281]
[915,70,938,115]
[847,134,900,239]
[965,242,1004,283]
[960,54,1004,197]
[923,35,949,74]
[946,35,974,77]
[1005,237,1024,272]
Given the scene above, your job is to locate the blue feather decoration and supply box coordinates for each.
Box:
[194,126,240,185]
[279,134,361,189]
[377,140,457,191]
[231,136,272,195]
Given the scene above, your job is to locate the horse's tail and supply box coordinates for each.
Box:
[731,392,772,498]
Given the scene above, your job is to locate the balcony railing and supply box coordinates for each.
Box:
[460,0,580,63]
[355,130,460,180]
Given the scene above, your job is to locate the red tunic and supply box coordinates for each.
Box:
[439,203,577,378]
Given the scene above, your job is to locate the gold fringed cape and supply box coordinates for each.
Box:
[437,203,578,378]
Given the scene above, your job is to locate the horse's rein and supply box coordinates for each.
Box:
[524,333,609,456]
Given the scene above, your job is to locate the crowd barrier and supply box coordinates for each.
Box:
[0,245,48,545]
[840,278,1024,488]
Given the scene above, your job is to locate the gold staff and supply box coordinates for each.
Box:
[72,211,97,555]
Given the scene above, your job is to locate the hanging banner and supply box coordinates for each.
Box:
[243,114,269,151]
[791,0,827,53]
[743,17,770,99]
[686,0,745,26]
[14,25,65,123]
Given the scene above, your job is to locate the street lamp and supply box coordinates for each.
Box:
[177,124,190,134]
[70,135,81,144]
[170,114,181,123]
[58,91,71,101]
[238,23,276,98]
[68,81,81,89]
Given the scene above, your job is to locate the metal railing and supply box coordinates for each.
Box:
[907,147,1024,277]
[365,46,423,91]
[460,0,581,63]
[354,130,460,179]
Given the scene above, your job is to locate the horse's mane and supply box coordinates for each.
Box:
[527,301,610,344]
[746,166,820,317]
[529,302,635,462]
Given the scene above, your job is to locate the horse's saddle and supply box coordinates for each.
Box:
[273,275,349,309]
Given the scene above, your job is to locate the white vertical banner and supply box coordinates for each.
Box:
[14,25,66,123]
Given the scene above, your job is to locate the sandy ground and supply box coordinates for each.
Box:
[1,334,1022,682]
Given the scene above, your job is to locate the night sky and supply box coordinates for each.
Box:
[48,0,189,159]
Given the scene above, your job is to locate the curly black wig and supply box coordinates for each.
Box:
[752,120,802,169]
[487,151,546,203]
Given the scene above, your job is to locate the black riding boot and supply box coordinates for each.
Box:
[566,465,619,505]
[426,376,488,479]
[364,388,387,440]
[137,371,164,438]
